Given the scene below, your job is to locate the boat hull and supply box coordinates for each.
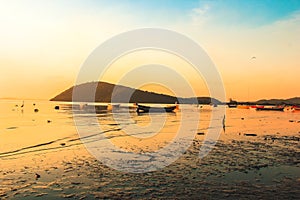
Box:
[228,104,237,108]
[136,105,177,113]
[237,105,250,109]
[256,107,284,111]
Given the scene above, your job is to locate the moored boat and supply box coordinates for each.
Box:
[227,98,237,108]
[136,104,177,113]
[256,106,284,111]
[237,105,250,109]
[291,106,300,112]
[228,104,237,108]
[250,105,264,110]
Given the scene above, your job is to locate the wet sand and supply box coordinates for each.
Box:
[0,101,299,199]
[1,134,299,199]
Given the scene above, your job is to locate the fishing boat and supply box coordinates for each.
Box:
[136,104,177,113]
[256,106,284,111]
[237,105,250,109]
[250,105,264,110]
[250,105,262,109]
[291,106,300,112]
[228,104,237,108]
[227,98,237,108]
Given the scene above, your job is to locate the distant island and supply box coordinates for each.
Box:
[50,81,300,105]
[229,97,300,106]
[50,81,221,104]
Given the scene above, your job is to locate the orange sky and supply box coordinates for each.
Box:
[0,1,299,101]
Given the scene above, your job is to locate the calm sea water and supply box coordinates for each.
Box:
[0,100,216,157]
[0,100,299,156]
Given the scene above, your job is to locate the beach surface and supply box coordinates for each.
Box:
[0,100,299,199]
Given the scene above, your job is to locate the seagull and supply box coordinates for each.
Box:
[251,56,256,59]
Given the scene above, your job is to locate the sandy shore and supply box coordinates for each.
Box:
[1,131,299,199]
[0,102,299,199]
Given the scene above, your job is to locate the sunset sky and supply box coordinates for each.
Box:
[0,0,299,101]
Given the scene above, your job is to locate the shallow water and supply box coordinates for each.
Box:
[0,100,299,199]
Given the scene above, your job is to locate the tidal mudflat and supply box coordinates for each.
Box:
[0,101,299,199]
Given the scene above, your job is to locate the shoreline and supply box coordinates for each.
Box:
[0,101,299,199]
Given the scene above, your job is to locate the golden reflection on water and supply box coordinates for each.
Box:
[1,100,299,158]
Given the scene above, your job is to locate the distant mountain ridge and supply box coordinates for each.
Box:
[229,97,300,106]
[254,97,300,105]
[50,81,221,104]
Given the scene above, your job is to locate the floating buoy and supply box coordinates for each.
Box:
[54,106,60,110]
[34,108,39,112]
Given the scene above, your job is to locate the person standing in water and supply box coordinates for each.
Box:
[222,115,226,132]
